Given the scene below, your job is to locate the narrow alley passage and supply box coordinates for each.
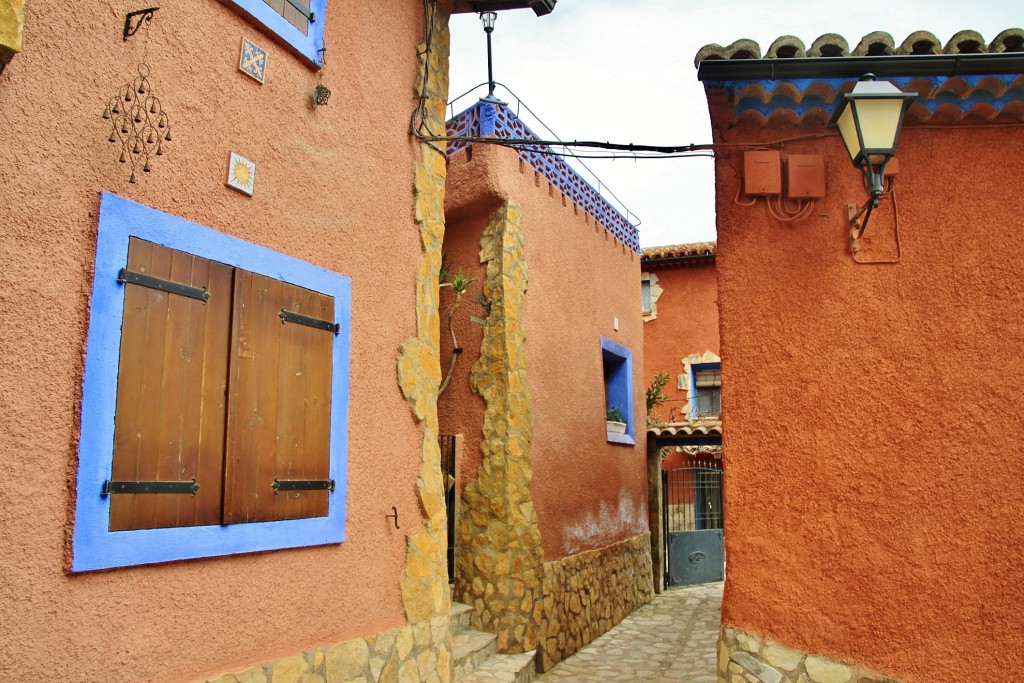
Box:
[536,582,723,682]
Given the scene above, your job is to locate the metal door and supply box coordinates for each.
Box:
[664,460,724,586]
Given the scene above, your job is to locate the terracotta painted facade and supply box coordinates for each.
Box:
[641,243,719,426]
[1,0,656,679]
[440,102,653,669]
[1,1,468,680]
[698,28,1024,683]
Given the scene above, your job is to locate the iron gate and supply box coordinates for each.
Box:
[439,434,456,582]
[663,458,724,586]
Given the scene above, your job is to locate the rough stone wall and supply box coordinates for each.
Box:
[454,201,546,654]
[396,0,453,630]
[201,616,452,683]
[538,534,654,671]
[718,626,900,683]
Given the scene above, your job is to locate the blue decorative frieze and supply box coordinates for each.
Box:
[446,102,640,253]
[705,73,1024,124]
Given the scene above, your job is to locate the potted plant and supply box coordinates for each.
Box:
[606,407,627,434]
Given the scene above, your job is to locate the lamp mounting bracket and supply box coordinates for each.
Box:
[124,7,159,42]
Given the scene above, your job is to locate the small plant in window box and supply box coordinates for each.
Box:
[606,407,627,434]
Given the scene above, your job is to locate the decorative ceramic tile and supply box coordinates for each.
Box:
[239,37,268,83]
[226,152,256,196]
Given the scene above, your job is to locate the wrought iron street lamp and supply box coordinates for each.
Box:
[829,74,917,239]
[479,11,501,103]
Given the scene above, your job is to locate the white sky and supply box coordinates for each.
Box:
[447,1,1019,248]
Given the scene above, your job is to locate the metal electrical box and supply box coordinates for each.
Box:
[786,154,826,199]
[744,150,781,196]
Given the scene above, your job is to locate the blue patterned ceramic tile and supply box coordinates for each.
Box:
[239,37,268,83]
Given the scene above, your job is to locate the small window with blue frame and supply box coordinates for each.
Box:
[601,337,635,445]
[691,363,721,418]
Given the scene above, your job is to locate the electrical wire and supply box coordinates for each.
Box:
[411,0,445,157]
[727,161,757,207]
[852,182,902,265]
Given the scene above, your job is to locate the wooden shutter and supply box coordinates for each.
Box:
[222,270,334,524]
[109,238,232,531]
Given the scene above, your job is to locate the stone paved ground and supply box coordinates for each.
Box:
[535,582,723,683]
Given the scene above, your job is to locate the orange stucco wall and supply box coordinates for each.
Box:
[709,90,1024,682]
[438,210,489,495]
[0,2,429,680]
[441,144,648,561]
[642,262,719,422]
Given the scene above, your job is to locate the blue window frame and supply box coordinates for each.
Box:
[71,193,350,572]
[601,337,635,446]
[225,0,327,66]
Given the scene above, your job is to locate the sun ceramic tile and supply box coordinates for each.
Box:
[226,152,256,196]
[239,37,268,83]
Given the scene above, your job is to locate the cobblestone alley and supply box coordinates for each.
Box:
[536,582,723,682]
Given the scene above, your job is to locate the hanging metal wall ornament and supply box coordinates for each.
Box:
[102,64,171,182]
[312,49,331,108]
[103,9,171,183]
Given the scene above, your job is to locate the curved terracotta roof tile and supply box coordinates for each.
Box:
[852,31,896,57]
[695,29,1024,127]
[897,30,942,55]
[641,241,717,261]
[808,33,849,58]
[766,36,806,59]
[693,39,760,68]
[944,30,987,54]
[697,29,1024,64]
[990,28,1024,53]
[647,424,723,437]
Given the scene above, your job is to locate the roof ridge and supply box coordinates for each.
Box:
[695,28,1024,67]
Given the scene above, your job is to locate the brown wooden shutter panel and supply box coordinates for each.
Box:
[109,238,232,531]
[222,271,334,524]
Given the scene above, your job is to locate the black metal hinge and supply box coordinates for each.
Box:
[272,478,335,492]
[279,309,339,334]
[118,268,209,303]
[102,479,199,496]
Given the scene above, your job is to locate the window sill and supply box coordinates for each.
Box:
[606,432,636,446]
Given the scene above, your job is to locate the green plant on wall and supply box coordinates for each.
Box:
[606,406,626,423]
[646,370,669,424]
[438,255,475,396]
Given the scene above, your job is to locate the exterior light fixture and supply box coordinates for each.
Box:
[478,11,503,103]
[829,74,916,241]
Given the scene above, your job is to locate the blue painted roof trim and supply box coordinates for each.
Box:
[225,0,326,66]
[447,101,641,253]
[704,73,1024,119]
[71,193,350,572]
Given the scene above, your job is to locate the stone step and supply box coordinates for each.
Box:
[453,630,497,679]
[456,651,537,683]
[451,601,474,634]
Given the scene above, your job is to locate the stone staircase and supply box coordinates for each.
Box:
[451,602,537,683]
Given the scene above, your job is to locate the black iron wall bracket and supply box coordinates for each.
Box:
[124,7,159,42]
